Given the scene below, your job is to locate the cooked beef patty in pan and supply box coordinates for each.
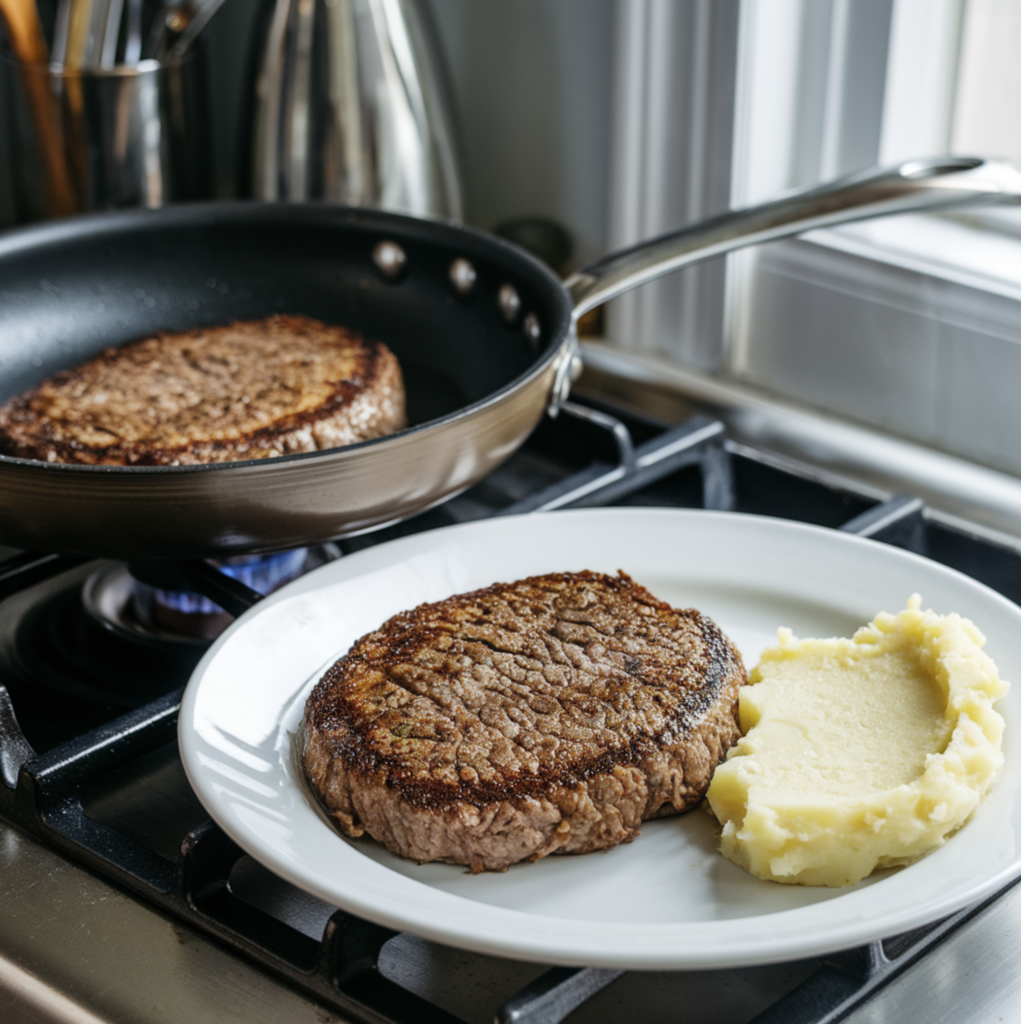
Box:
[0,314,406,465]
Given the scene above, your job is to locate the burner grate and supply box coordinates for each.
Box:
[0,395,1019,1024]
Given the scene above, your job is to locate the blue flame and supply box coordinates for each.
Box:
[154,549,309,615]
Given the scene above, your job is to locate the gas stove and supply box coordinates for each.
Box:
[2,355,1021,1024]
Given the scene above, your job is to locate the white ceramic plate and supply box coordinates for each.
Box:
[178,510,1021,970]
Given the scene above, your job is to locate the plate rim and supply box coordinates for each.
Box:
[178,508,1021,970]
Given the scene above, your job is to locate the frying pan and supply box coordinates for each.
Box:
[0,155,1019,560]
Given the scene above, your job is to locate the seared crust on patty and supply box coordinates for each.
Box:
[303,570,745,872]
[0,314,406,465]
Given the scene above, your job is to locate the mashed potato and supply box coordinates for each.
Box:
[705,596,1008,886]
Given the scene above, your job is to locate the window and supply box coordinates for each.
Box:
[604,0,1021,478]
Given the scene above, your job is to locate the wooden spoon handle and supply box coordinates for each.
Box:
[0,0,47,61]
[0,0,79,217]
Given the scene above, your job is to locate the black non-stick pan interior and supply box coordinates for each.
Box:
[0,203,571,430]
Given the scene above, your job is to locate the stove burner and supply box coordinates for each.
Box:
[144,549,310,639]
[154,549,309,615]
[13,571,206,712]
[83,563,215,647]
[11,547,339,715]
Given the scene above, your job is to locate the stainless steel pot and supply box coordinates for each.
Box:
[0,155,1018,560]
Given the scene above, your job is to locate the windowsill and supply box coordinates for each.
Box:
[801,208,1021,304]
[726,207,1021,478]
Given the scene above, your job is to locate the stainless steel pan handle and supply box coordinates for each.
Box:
[565,156,1021,319]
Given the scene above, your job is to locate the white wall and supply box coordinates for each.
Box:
[425,0,615,265]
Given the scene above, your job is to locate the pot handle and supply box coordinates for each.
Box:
[565,156,1021,319]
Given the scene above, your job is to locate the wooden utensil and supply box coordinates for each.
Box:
[0,0,78,216]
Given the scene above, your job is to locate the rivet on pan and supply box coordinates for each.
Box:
[523,313,541,349]
[372,240,407,280]
[449,258,477,297]
[498,283,521,323]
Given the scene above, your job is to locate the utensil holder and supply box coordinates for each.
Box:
[2,53,212,221]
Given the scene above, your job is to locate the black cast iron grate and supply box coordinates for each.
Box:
[1,393,1020,1024]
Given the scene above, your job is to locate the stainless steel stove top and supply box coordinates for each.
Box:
[3,355,1021,1024]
